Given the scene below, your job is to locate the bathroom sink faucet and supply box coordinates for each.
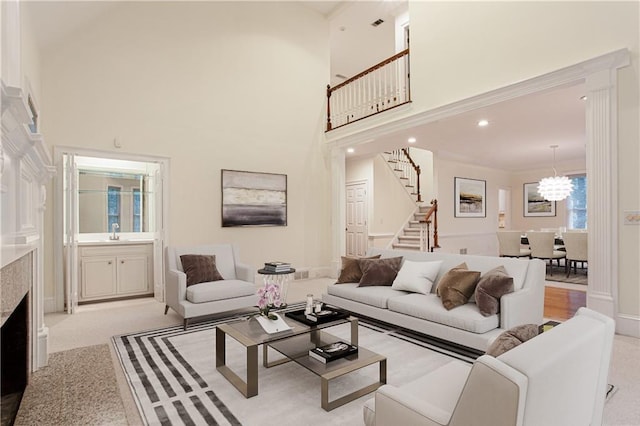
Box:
[110,223,120,240]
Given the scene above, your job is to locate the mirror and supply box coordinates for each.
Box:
[78,170,153,233]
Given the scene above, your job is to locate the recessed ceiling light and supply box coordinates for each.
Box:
[477,119,489,127]
[347,148,355,153]
[407,137,416,143]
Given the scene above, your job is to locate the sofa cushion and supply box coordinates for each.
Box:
[388,293,499,334]
[172,244,238,280]
[358,257,403,287]
[186,279,256,304]
[486,324,539,357]
[475,266,515,317]
[180,254,224,286]
[391,260,443,294]
[336,255,381,283]
[436,263,481,310]
[327,283,408,309]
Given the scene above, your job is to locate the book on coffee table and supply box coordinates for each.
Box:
[309,341,358,364]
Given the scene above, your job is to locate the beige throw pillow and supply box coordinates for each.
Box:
[437,263,481,310]
[336,255,382,283]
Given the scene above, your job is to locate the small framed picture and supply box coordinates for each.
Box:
[524,182,556,217]
[454,177,486,218]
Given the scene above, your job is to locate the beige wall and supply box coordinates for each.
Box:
[38,2,331,302]
[510,160,586,232]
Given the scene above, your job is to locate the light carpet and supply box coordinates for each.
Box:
[112,315,458,426]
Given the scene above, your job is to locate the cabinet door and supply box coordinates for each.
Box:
[81,256,117,300]
[117,255,149,295]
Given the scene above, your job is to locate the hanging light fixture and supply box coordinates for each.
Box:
[537,145,573,201]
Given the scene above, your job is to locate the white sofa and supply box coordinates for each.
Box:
[165,244,258,329]
[322,248,545,352]
[364,307,615,426]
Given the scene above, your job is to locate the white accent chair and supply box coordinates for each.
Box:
[165,244,258,329]
[496,231,531,258]
[363,307,615,426]
[526,231,566,274]
[562,231,588,277]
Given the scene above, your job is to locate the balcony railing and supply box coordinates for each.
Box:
[326,49,410,132]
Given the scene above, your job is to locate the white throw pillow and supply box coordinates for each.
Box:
[391,260,443,294]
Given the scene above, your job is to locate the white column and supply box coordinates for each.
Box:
[330,147,346,276]
[585,68,617,320]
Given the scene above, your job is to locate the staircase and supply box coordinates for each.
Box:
[383,149,439,252]
[393,204,434,250]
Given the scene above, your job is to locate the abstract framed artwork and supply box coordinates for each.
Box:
[221,169,287,227]
[524,182,556,217]
[454,177,486,218]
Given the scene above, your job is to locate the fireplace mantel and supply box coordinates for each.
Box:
[1,79,55,371]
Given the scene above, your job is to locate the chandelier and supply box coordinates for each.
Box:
[537,145,573,201]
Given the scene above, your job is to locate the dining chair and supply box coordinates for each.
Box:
[526,231,566,275]
[496,231,531,258]
[562,231,588,277]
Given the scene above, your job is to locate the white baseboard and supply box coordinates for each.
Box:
[44,297,57,313]
[293,267,332,280]
[616,313,640,338]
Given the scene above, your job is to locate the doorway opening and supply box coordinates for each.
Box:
[53,148,169,314]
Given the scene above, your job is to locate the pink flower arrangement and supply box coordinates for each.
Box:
[256,283,284,320]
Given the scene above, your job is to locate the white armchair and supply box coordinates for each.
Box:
[364,307,615,426]
[165,243,258,329]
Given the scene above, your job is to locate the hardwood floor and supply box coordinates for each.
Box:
[544,286,587,321]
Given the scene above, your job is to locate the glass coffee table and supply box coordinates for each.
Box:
[215,312,387,411]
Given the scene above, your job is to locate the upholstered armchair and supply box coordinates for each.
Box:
[364,307,615,426]
[165,244,258,329]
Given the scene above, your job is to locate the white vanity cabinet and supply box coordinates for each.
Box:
[79,243,153,302]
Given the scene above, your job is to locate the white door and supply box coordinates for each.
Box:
[346,181,368,257]
[152,165,165,302]
[117,255,149,295]
[63,154,80,313]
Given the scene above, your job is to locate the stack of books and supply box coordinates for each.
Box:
[309,341,358,364]
[263,261,292,273]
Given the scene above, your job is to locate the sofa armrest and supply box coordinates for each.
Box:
[500,288,543,330]
[166,269,187,309]
[235,262,255,283]
[374,385,451,426]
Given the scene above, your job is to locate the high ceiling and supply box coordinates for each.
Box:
[23,0,586,171]
[345,82,587,171]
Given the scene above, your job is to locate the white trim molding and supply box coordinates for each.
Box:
[1,81,55,371]
[616,314,640,338]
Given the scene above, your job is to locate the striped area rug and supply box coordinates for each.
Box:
[112,310,460,426]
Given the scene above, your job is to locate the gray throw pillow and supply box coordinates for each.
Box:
[180,254,224,287]
[474,265,514,317]
[357,257,403,287]
[486,324,539,357]
[336,255,382,283]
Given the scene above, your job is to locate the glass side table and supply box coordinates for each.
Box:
[257,267,295,304]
